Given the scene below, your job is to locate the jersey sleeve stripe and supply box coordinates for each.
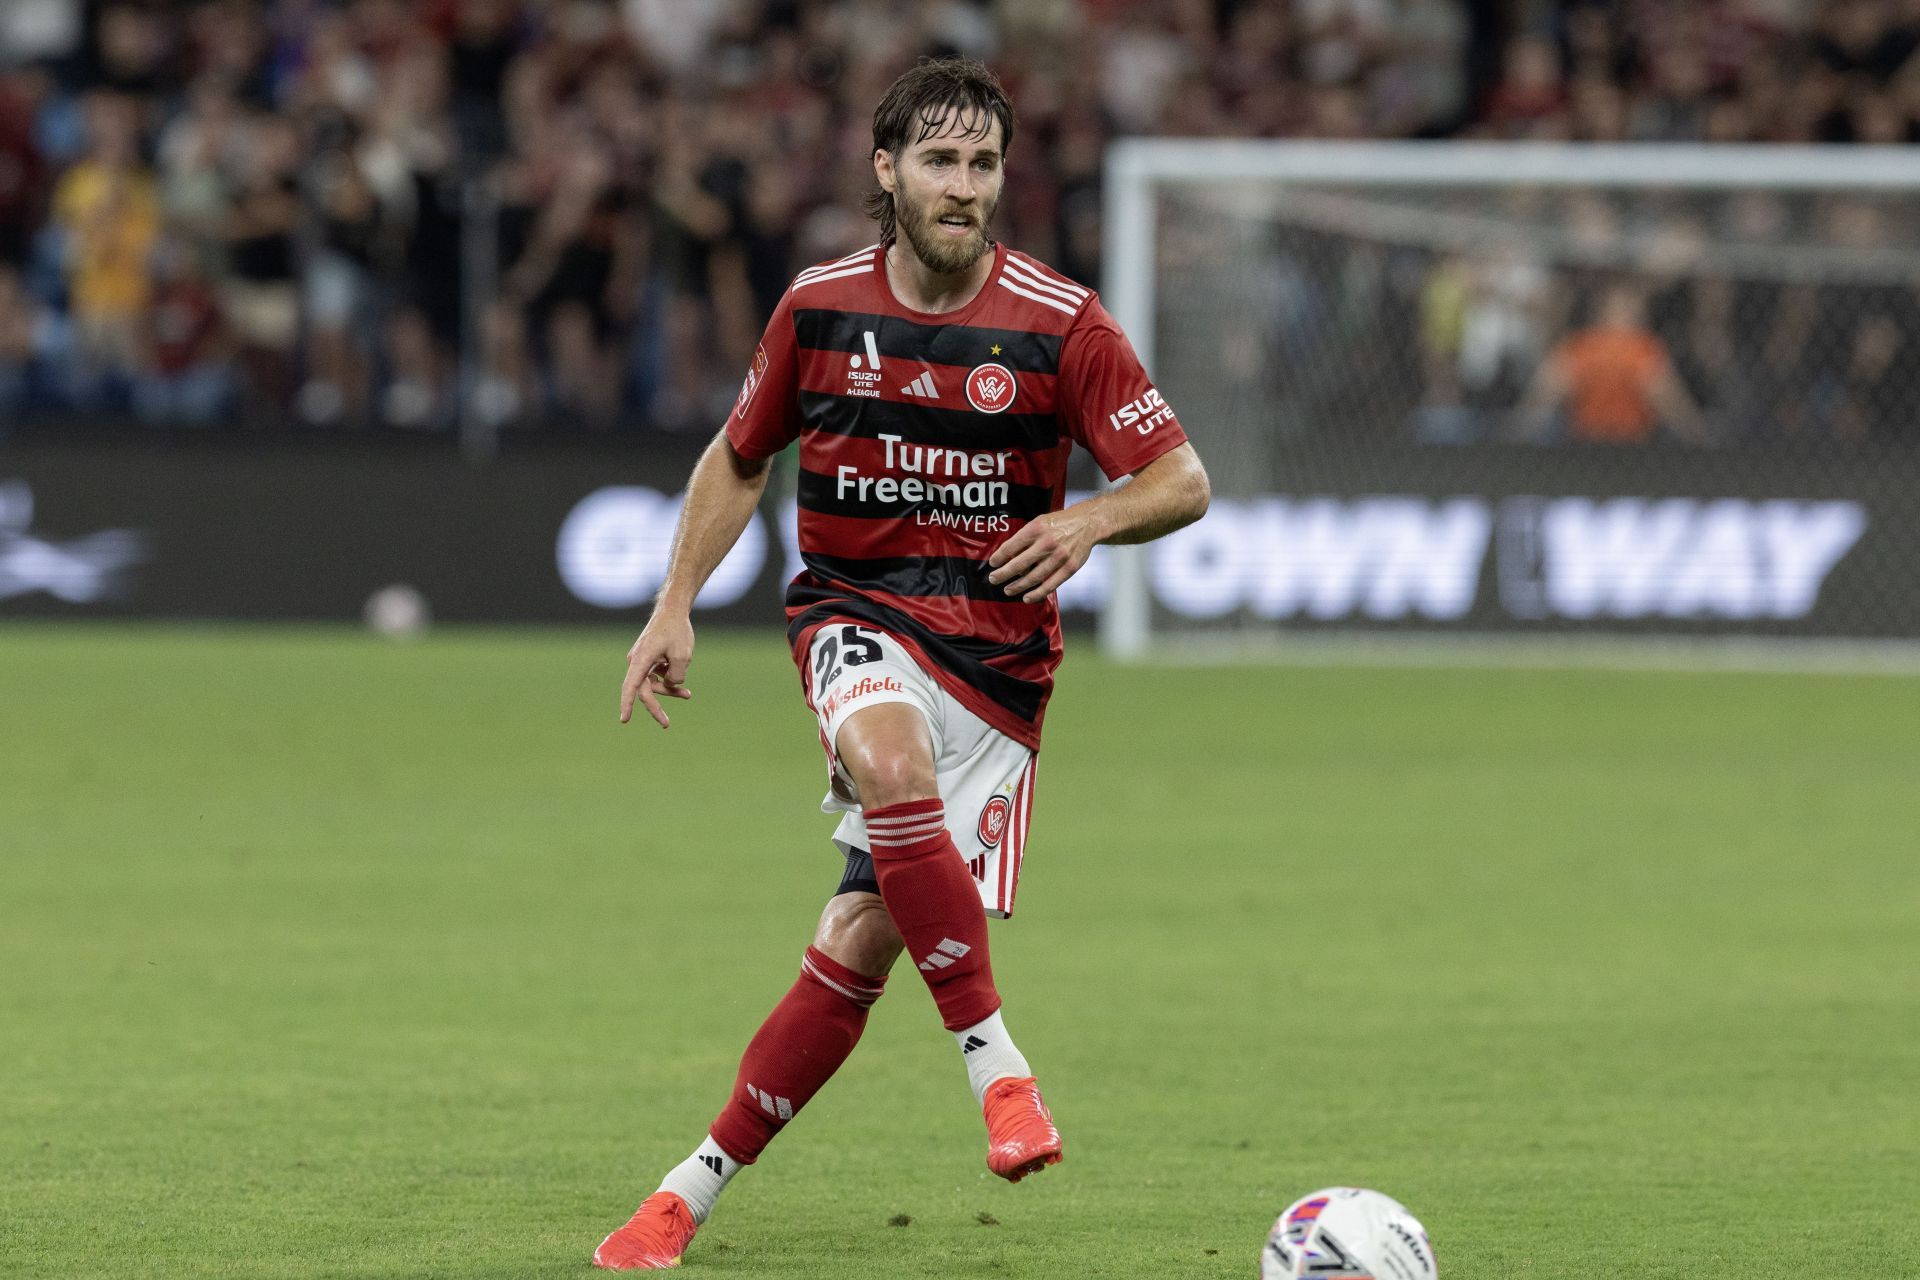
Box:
[1002,259,1089,304]
[795,247,879,281]
[997,277,1080,316]
[793,258,874,286]
[794,263,878,290]
[1005,255,1089,297]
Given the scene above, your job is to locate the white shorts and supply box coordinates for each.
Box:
[803,622,1037,918]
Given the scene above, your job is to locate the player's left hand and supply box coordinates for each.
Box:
[988,508,1099,604]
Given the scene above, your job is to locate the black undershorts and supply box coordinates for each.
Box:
[834,846,878,897]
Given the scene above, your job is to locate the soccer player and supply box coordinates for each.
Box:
[593,57,1209,1270]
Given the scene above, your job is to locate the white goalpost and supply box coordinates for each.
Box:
[1097,141,1920,663]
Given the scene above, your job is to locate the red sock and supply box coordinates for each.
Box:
[864,798,1001,1032]
[707,947,885,1164]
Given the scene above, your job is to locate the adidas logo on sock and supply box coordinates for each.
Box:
[962,1035,988,1054]
[918,938,972,971]
[699,1154,724,1176]
[747,1083,794,1121]
[899,370,938,398]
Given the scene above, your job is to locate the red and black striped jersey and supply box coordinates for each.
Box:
[725,239,1188,748]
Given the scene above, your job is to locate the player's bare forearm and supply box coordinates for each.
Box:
[653,432,773,615]
[618,432,772,728]
[988,443,1209,603]
[1088,442,1211,545]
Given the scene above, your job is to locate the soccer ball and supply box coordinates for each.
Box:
[363,583,431,637]
[1260,1187,1436,1280]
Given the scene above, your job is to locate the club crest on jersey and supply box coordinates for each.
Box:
[736,345,768,413]
[977,794,1011,847]
[966,362,1017,414]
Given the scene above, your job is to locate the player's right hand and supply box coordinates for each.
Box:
[619,614,695,729]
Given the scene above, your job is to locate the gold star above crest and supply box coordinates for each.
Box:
[990,343,1002,356]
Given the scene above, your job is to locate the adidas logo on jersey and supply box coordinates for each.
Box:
[899,371,938,398]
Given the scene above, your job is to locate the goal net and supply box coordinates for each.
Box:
[1097,141,1920,659]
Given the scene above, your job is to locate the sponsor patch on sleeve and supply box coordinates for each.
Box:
[736,345,770,414]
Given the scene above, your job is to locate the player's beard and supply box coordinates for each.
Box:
[894,183,996,276]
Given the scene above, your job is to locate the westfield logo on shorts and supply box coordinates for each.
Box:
[819,675,903,721]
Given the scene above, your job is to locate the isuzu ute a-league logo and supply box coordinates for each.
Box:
[966,362,1017,414]
[0,480,146,605]
[846,329,883,398]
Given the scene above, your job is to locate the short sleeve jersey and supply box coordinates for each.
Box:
[726,240,1188,748]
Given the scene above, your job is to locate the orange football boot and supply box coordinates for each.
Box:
[982,1075,1063,1182]
[592,1190,698,1270]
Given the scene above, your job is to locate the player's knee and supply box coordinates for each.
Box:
[814,893,901,978]
[836,705,937,807]
[848,753,937,808]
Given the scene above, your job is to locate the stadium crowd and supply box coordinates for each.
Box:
[0,0,1916,437]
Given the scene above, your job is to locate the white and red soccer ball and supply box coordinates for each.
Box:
[1260,1187,1435,1280]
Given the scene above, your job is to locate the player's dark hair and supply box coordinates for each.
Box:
[864,57,1015,241]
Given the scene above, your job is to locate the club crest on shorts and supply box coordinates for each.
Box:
[966,362,1017,414]
[977,794,1012,847]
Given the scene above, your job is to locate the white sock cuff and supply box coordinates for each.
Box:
[954,1008,1032,1105]
[656,1135,742,1225]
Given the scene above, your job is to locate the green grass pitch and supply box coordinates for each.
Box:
[3,625,1916,1279]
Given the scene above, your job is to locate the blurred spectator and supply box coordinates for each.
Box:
[1516,284,1711,445]
[51,91,158,405]
[1482,34,1565,135]
[470,297,536,429]
[135,236,231,425]
[155,77,245,247]
[0,71,49,267]
[301,145,392,425]
[0,0,82,69]
[381,304,454,428]
[1797,198,1920,439]
[0,263,47,415]
[223,113,301,418]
